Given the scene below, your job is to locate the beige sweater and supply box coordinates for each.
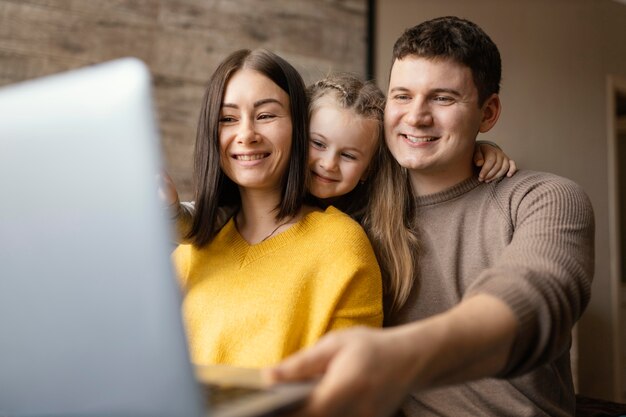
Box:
[388,170,595,417]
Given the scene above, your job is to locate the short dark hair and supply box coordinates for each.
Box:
[189,49,309,247]
[392,16,501,105]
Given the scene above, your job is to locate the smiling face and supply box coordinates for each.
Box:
[218,69,293,193]
[384,56,500,195]
[308,95,379,200]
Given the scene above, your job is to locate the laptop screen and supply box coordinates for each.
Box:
[0,58,204,417]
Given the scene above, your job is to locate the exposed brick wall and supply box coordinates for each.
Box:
[0,0,368,199]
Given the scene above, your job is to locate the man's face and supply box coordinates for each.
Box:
[384,56,498,194]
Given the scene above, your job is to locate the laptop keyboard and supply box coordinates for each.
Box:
[202,383,266,408]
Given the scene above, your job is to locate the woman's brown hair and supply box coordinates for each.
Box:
[187,49,309,247]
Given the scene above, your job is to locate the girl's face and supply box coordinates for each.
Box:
[308,96,379,200]
[218,69,293,192]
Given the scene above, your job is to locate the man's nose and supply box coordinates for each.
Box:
[405,98,433,127]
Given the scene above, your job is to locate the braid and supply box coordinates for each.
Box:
[307,73,384,122]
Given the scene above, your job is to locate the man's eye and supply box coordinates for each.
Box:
[433,96,454,103]
[393,94,411,101]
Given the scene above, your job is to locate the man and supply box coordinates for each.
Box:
[266,16,595,417]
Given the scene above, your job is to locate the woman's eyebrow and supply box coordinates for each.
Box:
[221,98,284,109]
[254,98,284,108]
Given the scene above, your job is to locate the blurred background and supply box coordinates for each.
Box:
[1,0,625,405]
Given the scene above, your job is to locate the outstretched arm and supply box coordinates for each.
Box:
[265,294,516,417]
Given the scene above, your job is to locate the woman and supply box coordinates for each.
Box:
[172,49,383,368]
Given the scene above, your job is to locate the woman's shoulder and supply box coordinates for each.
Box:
[298,206,372,251]
[307,205,364,231]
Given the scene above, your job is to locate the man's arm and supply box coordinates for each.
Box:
[267,174,594,417]
[266,293,516,417]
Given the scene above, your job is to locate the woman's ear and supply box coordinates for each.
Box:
[479,93,501,133]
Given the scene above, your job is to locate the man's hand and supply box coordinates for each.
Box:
[264,327,417,417]
[265,295,517,417]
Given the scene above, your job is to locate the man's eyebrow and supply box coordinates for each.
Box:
[221,98,285,109]
[431,88,462,96]
[388,87,462,96]
[388,87,410,94]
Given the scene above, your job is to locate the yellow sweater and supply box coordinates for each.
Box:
[172,206,383,368]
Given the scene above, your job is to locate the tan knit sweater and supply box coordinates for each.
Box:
[388,170,595,417]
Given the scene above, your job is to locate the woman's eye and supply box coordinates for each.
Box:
[219,116,236,123]
[393,94,410,102]
[258,113,275,120]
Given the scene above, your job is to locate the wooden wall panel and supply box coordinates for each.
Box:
[0,0,367,200]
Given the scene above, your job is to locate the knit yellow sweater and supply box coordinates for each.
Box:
[172,206,383,368]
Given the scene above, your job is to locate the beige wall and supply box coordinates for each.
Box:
[375,0,626,401]
[0,0,368,200]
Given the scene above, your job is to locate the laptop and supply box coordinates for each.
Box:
[0,58,312,417]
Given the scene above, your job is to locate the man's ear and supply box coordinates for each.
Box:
[479,93,501,133]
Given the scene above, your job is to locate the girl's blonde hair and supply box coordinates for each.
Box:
[362,147,419,314]
[308,73,418,313]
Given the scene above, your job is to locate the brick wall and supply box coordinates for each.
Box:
[0,0,368,199]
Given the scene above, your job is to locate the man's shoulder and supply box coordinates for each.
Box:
[490,169,593,215]
[493,169,586,195]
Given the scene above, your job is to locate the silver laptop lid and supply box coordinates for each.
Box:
[0,58,204,417]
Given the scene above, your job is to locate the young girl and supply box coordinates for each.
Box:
[173,49,383,369]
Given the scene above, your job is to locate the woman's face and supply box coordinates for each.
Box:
[308,95,379,200]
[218,69,293,192]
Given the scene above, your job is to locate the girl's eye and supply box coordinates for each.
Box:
[310,139,326,150]
[341,152,357,160]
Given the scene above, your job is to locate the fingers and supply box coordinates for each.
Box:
[305,355,367,417]
[478,154,518,183]
[506,160,517,177]
[266,337,339,383]
[473,146,485,167]
[157,171,180,208]
[477,152,499,182]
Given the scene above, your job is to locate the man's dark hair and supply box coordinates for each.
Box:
[392,16,501,105]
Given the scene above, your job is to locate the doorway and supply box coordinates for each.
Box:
[608,75,626,402]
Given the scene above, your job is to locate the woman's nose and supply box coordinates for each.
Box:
[236,119,258,144]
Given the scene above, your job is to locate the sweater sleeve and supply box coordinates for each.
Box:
[465,174,594,376]
[323,219,384,332]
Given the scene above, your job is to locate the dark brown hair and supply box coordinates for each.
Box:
[392,16,501,105]
[187,49,309,247]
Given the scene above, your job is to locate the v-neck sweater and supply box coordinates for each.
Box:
[172,206,383,368]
